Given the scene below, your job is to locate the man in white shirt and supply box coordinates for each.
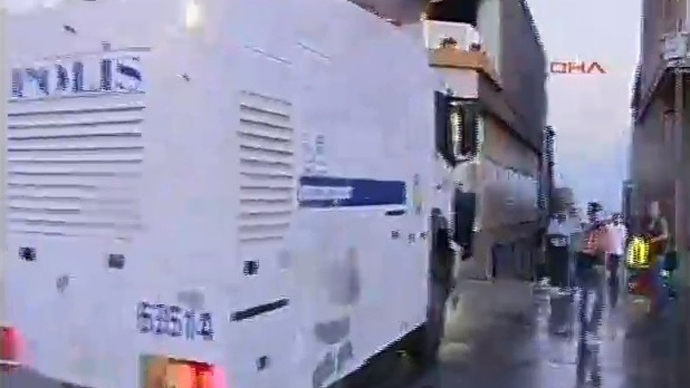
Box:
[605,213,627,283]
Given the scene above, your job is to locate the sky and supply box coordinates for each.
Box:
[527,0,641,212]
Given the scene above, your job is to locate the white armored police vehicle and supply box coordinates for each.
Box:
[1,0,478,387]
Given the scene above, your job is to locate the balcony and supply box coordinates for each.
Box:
[424,20,501,87]
[429,46,501,87]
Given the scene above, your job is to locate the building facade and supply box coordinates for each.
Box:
[423,0,547,280]
[346,0,548,280]
[631,0,690,253]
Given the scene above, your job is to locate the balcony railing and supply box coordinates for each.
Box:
[424,20,501,86]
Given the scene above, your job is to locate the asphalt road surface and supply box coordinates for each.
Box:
[404,277,690,388]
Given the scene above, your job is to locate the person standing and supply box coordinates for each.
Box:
[546,212,570,295]
[575,202,607,343]
[579,202,606,269]
[605,213,627,285]
[534,221,550,290]
[644,201,671,311]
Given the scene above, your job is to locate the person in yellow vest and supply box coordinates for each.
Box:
[626,235,650,270]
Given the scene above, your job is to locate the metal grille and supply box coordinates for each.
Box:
[238,91,295,243]
[7,94,144,238]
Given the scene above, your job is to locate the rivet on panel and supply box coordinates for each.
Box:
[108,253,125,269]
[56,275,70,293]
[256,355,269,371]
[19,247,36,262]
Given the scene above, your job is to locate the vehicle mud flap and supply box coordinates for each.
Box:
[426,281,448,360]
[403,228,448,368]
[404,283,448,368]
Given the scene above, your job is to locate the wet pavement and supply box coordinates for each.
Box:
[408,276,690,388]
[3,274,689,388]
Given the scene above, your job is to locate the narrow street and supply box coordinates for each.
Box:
[1,1,686,388]
[407,279,690,388]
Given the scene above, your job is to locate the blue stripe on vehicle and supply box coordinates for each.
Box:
[298,175,406,208]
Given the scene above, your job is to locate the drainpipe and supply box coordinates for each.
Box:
[674,68,686,263]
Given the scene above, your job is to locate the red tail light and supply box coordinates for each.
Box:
[0,325,23,371]
[145,358,226,388]
[191,362,225,388]
[194,365,213,388]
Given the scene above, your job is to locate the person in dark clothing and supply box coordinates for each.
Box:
[577,203,605,271]
[644,201,671,309]
[453,190,476,261]
[431,208,455,288]
[546,212,571,294]
[533,220,549,288]
[575,202,606,343]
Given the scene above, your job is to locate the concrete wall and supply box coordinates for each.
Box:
[455,0,546,281]
[553,187,575,212]
[435,67,480,98]
[633,0,690,256]
[633,98,671,195]
[458,114,541,281]
[630,84,690,237]
[483,116,540,176]
[638,0,663,100]
[476,0,502,76]
[637,0,684,109]
[497,0,547,151]
[632,0,669,220]
[387,0,548,281]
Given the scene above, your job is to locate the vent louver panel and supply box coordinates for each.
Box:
[238,91,295,243]
[7,94,144,238]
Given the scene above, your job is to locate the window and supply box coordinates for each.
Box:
[453,189,477,250]
[449,101,464,157]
